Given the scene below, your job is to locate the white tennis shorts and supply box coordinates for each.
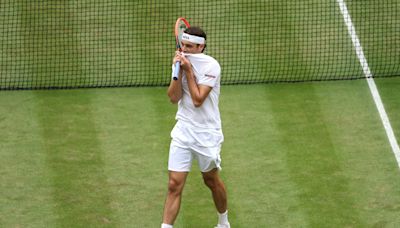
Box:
[168,120,224,173]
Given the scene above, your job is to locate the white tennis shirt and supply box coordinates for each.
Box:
[173,53,222,129]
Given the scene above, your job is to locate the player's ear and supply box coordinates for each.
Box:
[200,44,206,53]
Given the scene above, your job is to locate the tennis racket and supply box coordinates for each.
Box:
[173,17,190,80]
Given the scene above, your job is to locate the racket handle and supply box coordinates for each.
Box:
[173,61,180,80]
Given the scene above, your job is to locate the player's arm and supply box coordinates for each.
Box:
[167,71,183,104]
[185,68,212,107]
[180,56,212,107]
[167,52,183,104]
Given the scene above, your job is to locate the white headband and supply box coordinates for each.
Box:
[181,33,205,45]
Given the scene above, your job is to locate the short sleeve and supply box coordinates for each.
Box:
[198,62,221,87]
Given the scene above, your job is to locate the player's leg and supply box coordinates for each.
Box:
[197,149,230,227]
[202,168,230,227]
[162,171,189,225]
[162,142,193,226]
[202,168,228,213]
[196,146,227,213]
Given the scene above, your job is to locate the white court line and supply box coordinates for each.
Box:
[337,0,400,169]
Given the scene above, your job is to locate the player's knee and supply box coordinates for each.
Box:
[203,175,218,190]
[167,178,184,195]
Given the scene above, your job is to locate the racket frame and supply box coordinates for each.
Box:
[173,17,190,80]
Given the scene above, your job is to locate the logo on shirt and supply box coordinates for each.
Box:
[205,74,217,78]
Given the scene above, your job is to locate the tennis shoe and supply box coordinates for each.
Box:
[215,223,230,228]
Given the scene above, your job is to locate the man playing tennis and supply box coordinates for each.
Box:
[161,27,230,228]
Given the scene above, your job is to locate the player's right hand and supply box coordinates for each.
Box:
[173,51,182,64]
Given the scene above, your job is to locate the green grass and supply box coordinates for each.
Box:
[1,0,399,227]
[1,1,398,89]
[346,0,400,77]
[1,78,400,227]
[375,78,400,147]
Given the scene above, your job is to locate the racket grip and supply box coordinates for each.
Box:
[173,61,180,80]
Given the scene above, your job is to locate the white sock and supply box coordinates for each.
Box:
[161,223,173,228]
[218,210,229,225]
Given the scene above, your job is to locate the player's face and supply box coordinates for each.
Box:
[181,40,204,54]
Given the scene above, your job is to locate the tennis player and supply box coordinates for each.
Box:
[161,27,230,228]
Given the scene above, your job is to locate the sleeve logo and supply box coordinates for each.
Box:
[205,74,217,78]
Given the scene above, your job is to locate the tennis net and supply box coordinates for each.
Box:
[1,0,399,90]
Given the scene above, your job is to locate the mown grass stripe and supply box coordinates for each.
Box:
[312,79,400,226]
[89,87,174,227]
[16,1,115,225]
[268,83,363,227]
[34,90,114,227]
[219,85,309,227]
[0,91,56,227]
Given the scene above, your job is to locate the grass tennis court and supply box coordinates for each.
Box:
[1,78,400,227]
[1,0,400,227]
